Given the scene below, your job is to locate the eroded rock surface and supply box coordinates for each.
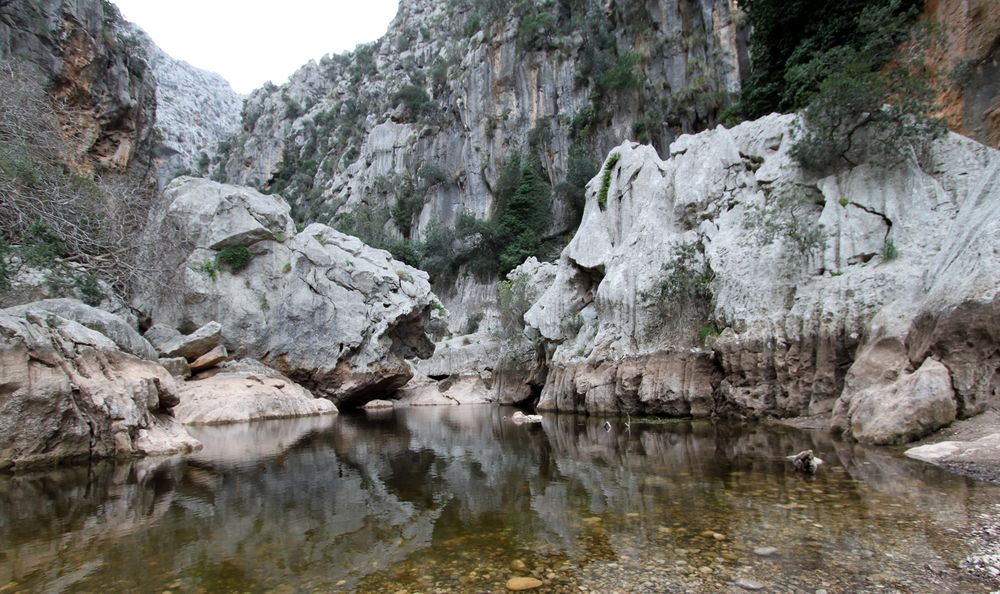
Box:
[175,366,337,425]
[0,307,200,469]
[5,298,156,360]
[522,114,1000,431]
[137,177,436,408]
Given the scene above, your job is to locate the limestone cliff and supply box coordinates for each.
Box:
[0,0,158,173]
[518,114,999,445]
[132,26,243,188]
[0,1,242,184]
[216,0,748,239]
[922,0,1000,148]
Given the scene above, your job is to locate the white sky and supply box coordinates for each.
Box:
[113,1,400,94]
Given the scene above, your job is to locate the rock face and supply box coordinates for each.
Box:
[395,374,493,407]
[0,307,200,469]
[407,257,557,405]
[0,0,157,172]
[923,0,1000,148]
[522,114,1000,430]
[137,177,437,408]
[217,0,747,238]
[133,26,243,188]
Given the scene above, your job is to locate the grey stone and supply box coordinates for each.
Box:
[5,299,156,360]
[190,345,228,372]
[0,308,200,469]
[137,178,437,409]
[159,357,192,379]
[175,370,337,425]
[154,321,223,361]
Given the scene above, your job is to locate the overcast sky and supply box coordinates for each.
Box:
[113,1,400,94]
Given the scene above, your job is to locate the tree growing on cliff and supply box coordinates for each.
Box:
[788,1,944,172]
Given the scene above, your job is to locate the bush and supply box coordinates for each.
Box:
[743,187,826,265]
[497,272,538,335]
[516,8,557,53]
[391,85,434,122]
[882,238,899,261]
[194,259,218,281]
[738,0,924,118]
[643,242,714,314]
[597,153,620,210]
[216,245,251,273]
[561,312,584,336]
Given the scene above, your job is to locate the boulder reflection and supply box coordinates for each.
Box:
[0,407,994,592]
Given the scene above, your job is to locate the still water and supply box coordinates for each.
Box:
[1,406,998,593]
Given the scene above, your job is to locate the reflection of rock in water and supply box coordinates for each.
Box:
[1,408,997,593]
[185,414,338,467]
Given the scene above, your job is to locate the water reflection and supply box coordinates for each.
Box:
[0,407,996,593]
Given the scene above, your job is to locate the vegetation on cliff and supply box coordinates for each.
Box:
[0,60,155,302]
[735,0,944,172]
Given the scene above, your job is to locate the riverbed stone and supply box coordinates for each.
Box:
[159,357,192,378]
[834,357,957,445]
[506,577,543,591]
[190,345,228,372]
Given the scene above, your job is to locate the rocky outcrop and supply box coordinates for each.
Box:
[137,177,437,408]
[145,321,222,361]
[833,358,957,445]
[404,257,557,405]
[0,307,200,469]
[175,366,337,425]
[830,160,1000,443]
[218,0,747,238]
[4,298,156,360]
[395,374,493,406]
[522,114,1000,429]
[0,0,157,173]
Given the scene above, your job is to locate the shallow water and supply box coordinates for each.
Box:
[1,407,998,593]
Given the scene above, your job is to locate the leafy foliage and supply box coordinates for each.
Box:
[736,0,942,172]
[597,153,620,211]
[643,242,714,315]
[391,85,436,122]
[738,0,924,117]
[216,245,251,273]
[743,187,827,266]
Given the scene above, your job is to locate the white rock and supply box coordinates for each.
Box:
[137,178,437,408]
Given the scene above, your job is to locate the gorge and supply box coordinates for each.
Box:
[1,0,1000,591]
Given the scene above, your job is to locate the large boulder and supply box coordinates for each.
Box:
[523,114,1000,420]
[175,366,337,425]
[137,178,436,408]
[5,298,156,360]
[0,307,200,470]
[145,322,223,361]
[832,357,957,445]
